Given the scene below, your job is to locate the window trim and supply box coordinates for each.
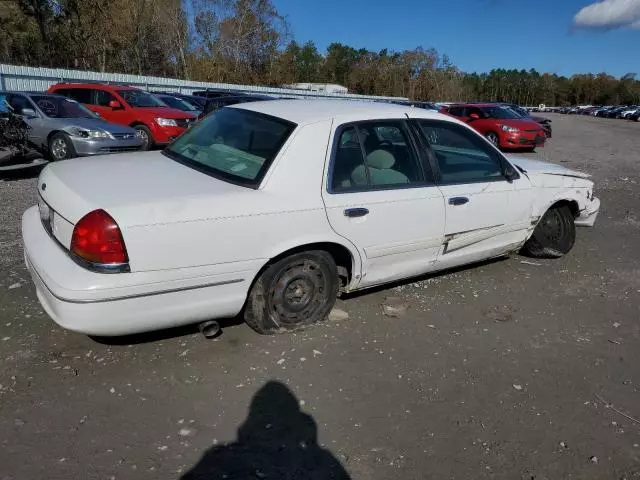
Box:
[414,119,520,186]
[406,120,439,184]
[162,108,297,190]
[326,118,434,195]
[93,89,116,107]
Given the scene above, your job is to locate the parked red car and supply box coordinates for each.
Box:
[440,103,546,150]
[47,83,196,150]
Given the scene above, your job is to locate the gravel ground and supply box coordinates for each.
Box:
[1,113,639,479]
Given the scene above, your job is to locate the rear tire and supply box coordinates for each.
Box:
[244,251,339,335]
[522,205,576,258]
[133,125,153,151]
[48,132,76,161]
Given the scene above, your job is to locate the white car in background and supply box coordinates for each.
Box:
[22,100,600,337]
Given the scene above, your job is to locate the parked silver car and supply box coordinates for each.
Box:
[1,92,143,161]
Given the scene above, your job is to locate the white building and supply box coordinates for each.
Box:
[285,83,349,94]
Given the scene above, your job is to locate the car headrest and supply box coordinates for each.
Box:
[366,149,395,169]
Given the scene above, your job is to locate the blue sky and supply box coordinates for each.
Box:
[272,0,640,77]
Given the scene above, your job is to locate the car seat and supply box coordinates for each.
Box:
[350,149,409,186]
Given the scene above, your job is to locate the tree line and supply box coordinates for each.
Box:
[1,0,639,106]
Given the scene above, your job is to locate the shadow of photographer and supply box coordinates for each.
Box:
[181,381,351,480]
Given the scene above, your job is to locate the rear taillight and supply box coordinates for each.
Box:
[71,209,129,268]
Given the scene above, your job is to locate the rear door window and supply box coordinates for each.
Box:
[94,89,116,107]
[330,121,430,191]
[466,107,484,119]
[62,88,93,104]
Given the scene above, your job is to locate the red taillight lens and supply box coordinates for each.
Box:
[70,209,128,265]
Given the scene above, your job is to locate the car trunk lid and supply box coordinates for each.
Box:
[37,151,249,233]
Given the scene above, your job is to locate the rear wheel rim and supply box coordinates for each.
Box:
[51,138,67,159]
[267,259,330,327]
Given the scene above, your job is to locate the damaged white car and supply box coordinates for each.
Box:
[22,100,600,336]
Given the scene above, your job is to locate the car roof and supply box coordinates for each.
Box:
[215,93,275,100]
[232,99,448,125]
[50,83,138,91]
[447,103,498,108]
[215,94,274,101]
[1,91,67,98]
[156,92,205,101]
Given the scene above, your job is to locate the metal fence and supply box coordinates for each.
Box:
[0,64,408,102]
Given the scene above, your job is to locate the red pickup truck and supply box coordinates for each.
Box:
[48,83,197,150]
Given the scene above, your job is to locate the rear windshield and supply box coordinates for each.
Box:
[163,107,296,188]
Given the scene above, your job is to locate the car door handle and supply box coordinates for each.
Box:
[448,197,469,206]
[344,208,369,218]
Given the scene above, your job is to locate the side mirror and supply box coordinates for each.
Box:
[108,100,122,109]
[21,108,38,118]
[504,163,519,182]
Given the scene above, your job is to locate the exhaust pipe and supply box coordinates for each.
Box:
[199,320,221,339]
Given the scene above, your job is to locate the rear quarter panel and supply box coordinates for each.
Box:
[122,120,361,278]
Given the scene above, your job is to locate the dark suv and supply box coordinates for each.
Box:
[198,94,275,120]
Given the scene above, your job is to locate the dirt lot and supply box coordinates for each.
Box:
[1,113,639,479]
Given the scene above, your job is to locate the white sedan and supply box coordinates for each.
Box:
[22,100,600,336]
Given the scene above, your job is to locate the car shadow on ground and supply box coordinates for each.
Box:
[180,380,351,480]
[90,257,513,346]
[89,314,245,346]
